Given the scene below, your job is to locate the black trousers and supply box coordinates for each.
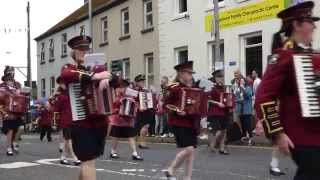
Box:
[40,125,52,142]
[291,146,320,180]
[239,115,253,138]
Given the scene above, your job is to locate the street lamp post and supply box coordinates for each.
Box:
[27,1,31,87]
[212,0,221,71]
[88,0,93,53]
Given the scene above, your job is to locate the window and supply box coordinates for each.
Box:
[49,39,54,60]
[40,42,45,63]
[175,47,188,64]
[177,0,188,14]
[211,42,225,70]
[123,59,130,79]
[121,8,129,35]
[145,54,154,88]
[41,78,46,98]
[61,33,67,57]
[143,0,153,29]
[243,34,262,76]
[101,17,108,43]
[50,76,55,95]
[111,59,130,79]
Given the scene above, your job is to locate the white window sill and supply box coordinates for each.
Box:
[205,3,225,12]
[235,0,249,3]
[172,12,190,21]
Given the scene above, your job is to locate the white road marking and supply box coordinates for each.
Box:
[101,159,139,165]
[35,159,167,179]
[0,162,40,169]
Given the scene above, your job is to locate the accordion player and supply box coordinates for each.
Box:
[167,87,205,116]
[119,87,138,118]
[220,86,235,109]
[138,91,154,110]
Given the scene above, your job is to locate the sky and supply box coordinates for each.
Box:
[0,0,84,85]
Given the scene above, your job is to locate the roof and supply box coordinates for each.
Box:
[35,0,125,41]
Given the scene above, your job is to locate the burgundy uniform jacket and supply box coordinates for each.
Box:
[54,89,72,129]
[165,81,201,129]
[255,42,320,146]
[60,64,106,129]
[38,108,52,127]
[208,86,228,117]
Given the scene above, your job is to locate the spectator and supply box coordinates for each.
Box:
[235,78,254,145]
[252,70,261,97]
[159,76,171,138]
[155,92,164,137]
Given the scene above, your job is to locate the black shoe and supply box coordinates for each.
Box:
[132,154,143,161]
[164,171,176,180]
[269,167,285,176]
[60,159,71,165]
[110,153,119,159]
[219,150,230,155]
[138,145,149,149]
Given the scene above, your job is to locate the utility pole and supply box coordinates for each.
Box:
[212,0,221,71]
[88,0,93,53]
[27,1,31,88]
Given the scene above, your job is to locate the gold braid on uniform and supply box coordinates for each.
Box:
[282,39,294,50]
[165,82,180,112]
[260,101,284,138]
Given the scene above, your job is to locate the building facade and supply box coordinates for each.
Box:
[158,0,319,84]
[35,20,88,98]
[35,0,159,98]
[92,0,159,89]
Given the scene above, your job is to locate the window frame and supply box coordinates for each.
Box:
[143,0,153,29]
[144,53,154,88]
[101,16,108,43]
[50,76,55,95]
[49,38,55,60]
[175,46,188,64]
[61,33,67,57]
[121,8,130,36]
[40,42,45,64]
[122,58,130,79]
[41,78,46,98]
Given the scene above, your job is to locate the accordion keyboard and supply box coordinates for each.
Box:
[69,83,86,121]
[293,55,320,117]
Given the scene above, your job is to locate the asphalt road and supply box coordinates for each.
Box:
[0,135,297,180]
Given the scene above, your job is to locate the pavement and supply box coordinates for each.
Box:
[0,134,297,180]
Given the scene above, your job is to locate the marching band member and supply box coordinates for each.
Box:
[255,2,320,179]
[52,76,80,165]
[164,61,201,180]
[134,74,153,149]
[108,78,143,161]
[0,66,23,156]
[60,34,111,180]
[207,70,230,154]
[37,102,52,142]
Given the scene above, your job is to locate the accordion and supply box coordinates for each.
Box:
[139,91,154,110]
[293,53,320,117]
[7,95,28,114]
[0,87,28,114]
[168,88,205,115]
[220,86,235,108]
[69,80,113,121]
[119,97,137,118]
